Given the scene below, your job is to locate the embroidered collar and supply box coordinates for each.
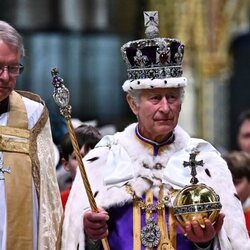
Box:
[135,125,175,156]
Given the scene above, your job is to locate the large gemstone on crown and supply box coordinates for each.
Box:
[173,183,222,228]
[159,52,169,64]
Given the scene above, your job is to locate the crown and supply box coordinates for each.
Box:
[121,11,187,92]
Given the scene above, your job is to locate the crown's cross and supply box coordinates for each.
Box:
[0,154,11,180]
[143,11,159,38]
[183,149,204,184]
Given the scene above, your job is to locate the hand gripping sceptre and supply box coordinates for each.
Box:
[51,68,110,250]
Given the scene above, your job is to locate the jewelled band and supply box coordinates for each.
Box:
[173,201,222,215]
[127,66,183,80]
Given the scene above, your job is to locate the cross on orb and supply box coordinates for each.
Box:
[183,149,204,184]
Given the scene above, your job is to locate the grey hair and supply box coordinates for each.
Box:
[0,21,25,57]
[127,87,185,107]
[127,89,142,106]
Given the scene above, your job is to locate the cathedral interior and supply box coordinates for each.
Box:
[1,0,250,151]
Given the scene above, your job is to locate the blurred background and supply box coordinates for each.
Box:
[1,0,250,152]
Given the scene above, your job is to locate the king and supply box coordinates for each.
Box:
[61,11,250,250]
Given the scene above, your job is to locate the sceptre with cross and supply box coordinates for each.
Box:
[183,149,204,184]
[0,154,11,180]
[50,68,110,250]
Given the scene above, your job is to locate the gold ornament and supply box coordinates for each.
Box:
[173,149,222,227]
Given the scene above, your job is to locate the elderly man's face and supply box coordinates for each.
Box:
[127,88,182,142]
[0,40,21,102]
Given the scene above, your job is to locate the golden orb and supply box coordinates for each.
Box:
[173,183,222,228]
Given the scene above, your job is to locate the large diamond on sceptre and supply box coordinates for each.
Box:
[173,149,222,228]
[51,68,110,250]
[51,68,71,119]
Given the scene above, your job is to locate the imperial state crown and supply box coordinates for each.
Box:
[121,11,187,92]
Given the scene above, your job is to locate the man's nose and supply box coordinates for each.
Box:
[0,68,10,81]
[159,97,170,112]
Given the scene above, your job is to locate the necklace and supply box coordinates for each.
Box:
[126,184,168,211]
[126,184,169,248]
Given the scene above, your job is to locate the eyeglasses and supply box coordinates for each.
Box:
[0,64,24,76]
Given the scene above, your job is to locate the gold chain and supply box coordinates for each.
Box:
[125,184,169,214]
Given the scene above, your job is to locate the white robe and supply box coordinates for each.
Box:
[62,123,250,250]
[0,93,63,250]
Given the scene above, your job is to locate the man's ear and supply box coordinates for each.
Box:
[126,95,139,116]
[61,158,70,172]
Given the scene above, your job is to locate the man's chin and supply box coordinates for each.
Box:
[156,120,173,126]
[155,121,176,131]
[156,124,173,132]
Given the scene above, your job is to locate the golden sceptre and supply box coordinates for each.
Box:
[51,68,110,250]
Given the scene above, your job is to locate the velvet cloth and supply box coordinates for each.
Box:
[107,201,192,249]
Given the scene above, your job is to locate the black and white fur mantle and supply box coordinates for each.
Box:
[62,123,250,250]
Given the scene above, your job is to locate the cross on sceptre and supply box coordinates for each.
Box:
[0,154,11,180]
[183,149,204,184]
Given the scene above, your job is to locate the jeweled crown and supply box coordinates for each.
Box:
[121,11,187,92]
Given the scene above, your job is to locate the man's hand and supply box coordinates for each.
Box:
[177,213,225,246]
[83,209,109,240]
